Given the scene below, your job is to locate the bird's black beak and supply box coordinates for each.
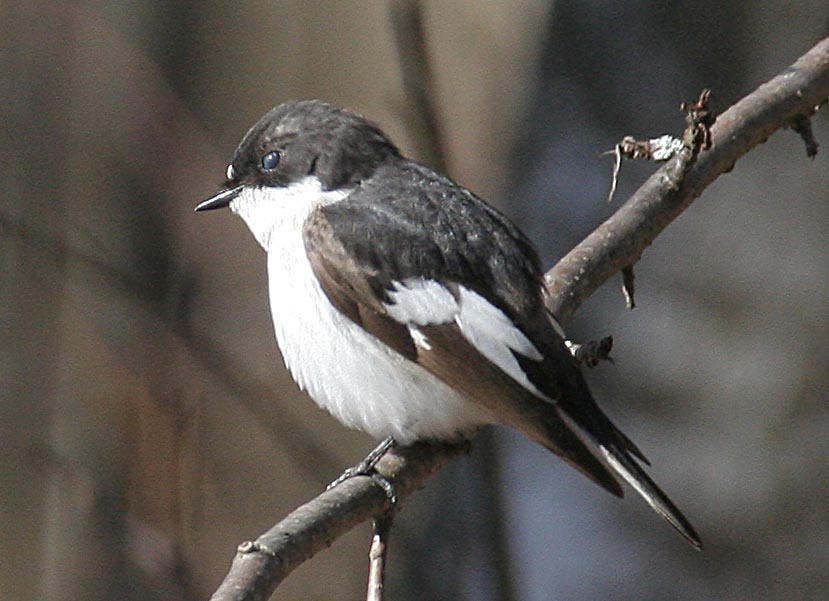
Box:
[194,186,243,212]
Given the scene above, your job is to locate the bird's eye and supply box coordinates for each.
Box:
[261,151,281,171]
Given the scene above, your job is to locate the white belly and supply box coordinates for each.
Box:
[266,243,487,443]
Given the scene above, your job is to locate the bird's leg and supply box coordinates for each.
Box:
[327,436,398,503]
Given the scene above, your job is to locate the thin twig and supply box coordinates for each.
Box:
[209,36,829,601]
[366,513,395,601]
[567,336,614,367]
[605,135,685,202]
[791,114,819,157]
[621,265,636,310]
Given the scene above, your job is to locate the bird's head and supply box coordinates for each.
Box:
[195,100,399,248]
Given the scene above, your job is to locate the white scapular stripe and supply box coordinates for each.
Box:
[386,279,457,324]
[384,278,546,398]
[454,287,545,396]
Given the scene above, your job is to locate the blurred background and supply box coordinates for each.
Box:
[2,1,827,600]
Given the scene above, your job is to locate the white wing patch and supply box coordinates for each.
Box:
[454,287,546,397]
[384,278,547,398]
[386,279,457,324]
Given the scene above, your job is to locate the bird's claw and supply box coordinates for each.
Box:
[326,436,398,503]
[326,465,397,504]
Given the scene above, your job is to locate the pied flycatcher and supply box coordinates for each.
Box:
[196,100,700,548]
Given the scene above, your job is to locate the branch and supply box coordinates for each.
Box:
[209,441,467,601]
[545,37,829,325]
[209,36,829,601]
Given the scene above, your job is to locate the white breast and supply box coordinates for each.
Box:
[230,177,488,443]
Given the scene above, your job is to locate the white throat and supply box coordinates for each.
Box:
[229,176,349,250]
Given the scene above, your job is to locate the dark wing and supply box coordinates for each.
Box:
[303,159,700,547]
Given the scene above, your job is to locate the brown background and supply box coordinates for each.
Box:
[2,1,827,600]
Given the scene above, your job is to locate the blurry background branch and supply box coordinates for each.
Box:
[209,36,829,601]
[0,210,342,478]
[389,0,448,173]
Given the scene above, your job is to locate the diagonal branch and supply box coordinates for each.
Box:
[209,441,467,601]
[545,37,829,325]
[209,36,829,601]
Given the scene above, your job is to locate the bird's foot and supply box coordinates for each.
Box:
[326,436,398,504]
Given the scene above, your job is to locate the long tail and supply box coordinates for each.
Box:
[599,443,702,549]
[552,405,702,549]
[513,320,701,548]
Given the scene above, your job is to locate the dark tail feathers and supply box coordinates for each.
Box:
[599,443,702,549]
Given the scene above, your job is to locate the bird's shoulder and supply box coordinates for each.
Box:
[304,158,546,326]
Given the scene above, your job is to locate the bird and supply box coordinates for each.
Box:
[195,99,701,548]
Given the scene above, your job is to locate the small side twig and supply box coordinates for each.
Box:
[366,513,395,601]
[605,135,685,202]
[621,265,636,310]
[605,89,715,203]
[567,336,614,367]
[791,114,819,157]
[680,88,716,151]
